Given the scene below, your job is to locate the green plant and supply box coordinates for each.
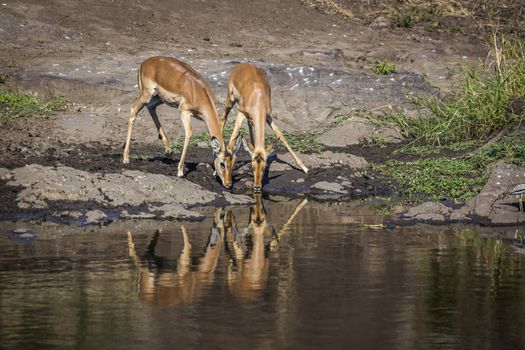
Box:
[425,21,440,31]
[372,59,397,75]
[391,10,414,28]
[369,135,388,148]
[0,73,7,84]
[373,136,525,201]
[381,34,525,145]
[0,91,70,121]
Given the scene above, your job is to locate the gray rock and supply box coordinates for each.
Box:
[318,118,401,147]
[6,164,217,220]
[404,201,451,218]
[222,191,255,205]
[270,151,368,172]
[0,167,12,181]
[85,210,108,224]
[312,181,347,194]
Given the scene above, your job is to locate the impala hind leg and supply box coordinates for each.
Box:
[147,96,172,156]
[266,115,309,173]
[177,110,193,177]
[123,94,149,163]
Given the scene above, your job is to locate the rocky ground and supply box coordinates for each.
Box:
[0,0,523,225]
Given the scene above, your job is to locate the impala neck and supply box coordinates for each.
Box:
[202,107,225,151]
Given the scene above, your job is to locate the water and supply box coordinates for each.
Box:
[1,198,525,349]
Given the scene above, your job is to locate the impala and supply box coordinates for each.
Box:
[122,56,241,188]
[127,216,224,306]
[220,63,308,192]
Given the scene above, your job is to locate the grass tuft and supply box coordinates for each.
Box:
[381,34,525,145]
[372,59,397,75]
[300,0,353,18]
[0,91,70,121]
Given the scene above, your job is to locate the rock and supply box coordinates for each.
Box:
[404,201,451,218]
[150,204,203,219]
[222,192,255,205]
[0,167,12,181]
[449,206,471,222]
[462,164,525,220]
[410,212,446,222]
[85,210,108,224]
[312,181,347,194]
[369,16,390,29]
[270,151,368,172]
[317,118,401,147]
[6,164,217,220]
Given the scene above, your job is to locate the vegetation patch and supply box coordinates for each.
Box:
[372,59,397,75]
[300,0,353,18]
[373,136,525,201]
[0,90,70,121]
[381,34,525,145]
[0,73,7,84]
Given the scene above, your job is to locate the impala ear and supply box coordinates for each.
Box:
[265,139,279,159]
[242,138,255,157]
[210,137,222,156]
[232,136,243,156]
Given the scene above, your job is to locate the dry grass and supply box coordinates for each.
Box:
[301,0,353,18]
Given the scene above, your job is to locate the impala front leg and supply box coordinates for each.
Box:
[123,95,148,163]
[177,110,193,177]
[267,115,309,173]
[227,111,246,153]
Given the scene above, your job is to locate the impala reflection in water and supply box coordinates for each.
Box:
[127,195,308,305]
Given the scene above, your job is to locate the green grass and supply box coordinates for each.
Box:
[381,34,525,145]
[373,136,525,201]
[0,90,70,121]
[372,59,397,75]
[0,73,7,84]
[393,140,479,155]
[171,121,324,154]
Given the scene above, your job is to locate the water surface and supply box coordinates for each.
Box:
[1,198,525,349]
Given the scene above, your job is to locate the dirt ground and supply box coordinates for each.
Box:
[0,0,519,223]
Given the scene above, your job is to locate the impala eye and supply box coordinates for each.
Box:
[220,161,225,169]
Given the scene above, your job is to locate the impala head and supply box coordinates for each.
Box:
[250,193,266,227]
[243,138,278,193]
[211,137,242,189]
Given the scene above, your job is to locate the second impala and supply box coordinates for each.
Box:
[221,63,309,193]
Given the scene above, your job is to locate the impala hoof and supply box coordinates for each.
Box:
[177,171,184,178]
[123,158,129,164]
[303,166,309,174]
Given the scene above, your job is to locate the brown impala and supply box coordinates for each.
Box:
[220,63,308,193]
[122,56,241,188]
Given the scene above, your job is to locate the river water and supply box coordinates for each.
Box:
[1,198,524,349]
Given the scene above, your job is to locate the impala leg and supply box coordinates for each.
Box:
[177,225,192,277]
[123,96,148,163]
[147,96,172,155]
[227,112,246,153]
[177,110,193,177]
[220,93,235,132]
[267,115,309,173]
